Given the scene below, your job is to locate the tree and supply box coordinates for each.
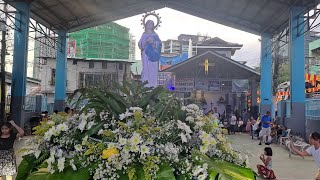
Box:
[278,62,290,84]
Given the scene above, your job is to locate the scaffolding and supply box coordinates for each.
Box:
[69,23,130,59]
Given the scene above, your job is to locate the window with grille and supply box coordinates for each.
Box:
[102,61,108,69]
[119,62,123,70]
[50,69,56,85]
[89,61,94,69]
[79,72,118,88]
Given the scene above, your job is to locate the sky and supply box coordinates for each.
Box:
[116,7,261,68]
[4,7,261,78]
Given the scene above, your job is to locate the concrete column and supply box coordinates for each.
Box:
[10,2,30,127]
[289,6,306,137]
[251,79,258,107]
[260,33,272,114]
[54,30,67,112]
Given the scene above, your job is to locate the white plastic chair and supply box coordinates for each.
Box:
[279,129,291,145]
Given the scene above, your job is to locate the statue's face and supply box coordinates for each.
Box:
[146,20,155,30]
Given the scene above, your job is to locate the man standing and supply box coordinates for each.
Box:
[259,111,272,145]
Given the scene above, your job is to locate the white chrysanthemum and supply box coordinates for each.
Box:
[200,145,209,153]
[108,143,116,149]
[56,123,69,132]
[130,133,142,145]
[123,145,130,153]
[130,145,139,152]
[57,157,65,172]
[140,144,150,155]
[146,138,154,145]
[119,138,127,145]
[74,144,83,152]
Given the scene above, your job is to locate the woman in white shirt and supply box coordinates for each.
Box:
[291,132,320,180]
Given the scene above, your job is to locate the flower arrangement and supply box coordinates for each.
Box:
[17,81,255,180]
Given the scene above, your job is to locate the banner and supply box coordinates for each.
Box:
[232,79,249,93]
[159,53,188,70]
[158,72,175,90]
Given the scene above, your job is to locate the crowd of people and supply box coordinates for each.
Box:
[206,108,320,179]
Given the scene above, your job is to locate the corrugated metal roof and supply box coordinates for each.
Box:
[7,0,319,35]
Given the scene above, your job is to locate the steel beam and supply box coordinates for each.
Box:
[10,1,30,127]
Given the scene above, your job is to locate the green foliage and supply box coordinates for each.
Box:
[16,152,50,180]
[155,164,176,180]
[192,151,256,180]
[69,81,184,121]
[16,154,39,180]
[278,62,290,84]
[25,167,91,180]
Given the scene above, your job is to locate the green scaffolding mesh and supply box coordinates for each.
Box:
[69,23,130,59]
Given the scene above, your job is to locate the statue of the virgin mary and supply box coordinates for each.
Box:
[138,19,162,88]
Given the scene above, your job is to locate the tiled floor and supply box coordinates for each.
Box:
[228,134,317,180]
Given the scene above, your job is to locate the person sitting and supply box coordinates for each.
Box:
[257,147,276,179]
[277,126,288,139]
[41,111,49,122]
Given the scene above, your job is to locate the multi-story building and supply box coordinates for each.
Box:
[159,37,243,70]
[162,39,182,54]
[178,34,210,44]
[40,57,132,104]
[129,34,136,61]
[69,23,130,59]
[33,33,56,79]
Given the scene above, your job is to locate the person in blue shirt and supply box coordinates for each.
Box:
[259,111,272,145]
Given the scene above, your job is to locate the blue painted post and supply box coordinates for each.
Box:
[289,6,306,137]
[10,2,30,126]
[260,33,272,115]
[54,30,67,112]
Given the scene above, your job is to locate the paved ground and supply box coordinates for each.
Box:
[8,135,318,180]
[228,133,317,180]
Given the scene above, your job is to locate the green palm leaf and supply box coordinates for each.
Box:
[192,151,256,180]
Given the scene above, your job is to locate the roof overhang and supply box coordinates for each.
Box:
[6,0,320,35]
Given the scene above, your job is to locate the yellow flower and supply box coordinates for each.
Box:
[101,147,119,159]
